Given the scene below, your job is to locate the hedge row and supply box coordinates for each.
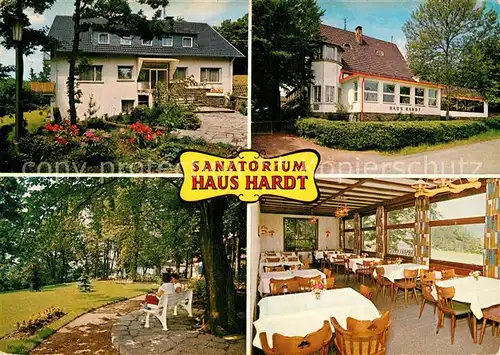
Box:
[296,117,500,151]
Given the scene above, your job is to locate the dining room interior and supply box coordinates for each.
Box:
[248,177,500,354]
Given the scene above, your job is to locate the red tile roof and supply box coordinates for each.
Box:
[320,24,415,82]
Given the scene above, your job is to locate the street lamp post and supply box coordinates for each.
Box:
[13,20,23,146]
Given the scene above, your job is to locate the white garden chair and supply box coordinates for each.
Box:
[143,289,193,331]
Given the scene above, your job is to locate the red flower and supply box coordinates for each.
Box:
[55,137,68,145]
[144,134,154,141]
[156,130,163,136]
[128,137,136,143]
[85,130,95,138]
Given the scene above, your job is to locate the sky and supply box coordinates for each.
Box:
[1,0,499,79]
[0,0,248,78]
[319,0,500,56]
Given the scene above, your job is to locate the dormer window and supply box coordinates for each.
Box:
[120,36,132,45]
[142,39,152,46]
[98,33,110,45]
[182,37,193,48]
[162,36,173,47]
[342,43,352,49]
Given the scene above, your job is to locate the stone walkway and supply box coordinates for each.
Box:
[252,133,500,174]
[173,109,247,148]
[111,309,245,355]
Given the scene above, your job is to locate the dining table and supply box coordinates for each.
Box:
[258,269,326,295]
[432,276,500,343]
[259,257,303,276]
[253,287,381,349]
[373,263,430,282]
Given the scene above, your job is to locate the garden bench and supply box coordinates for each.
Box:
[143,289,193,331]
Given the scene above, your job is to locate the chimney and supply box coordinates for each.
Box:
[355,26,363,45]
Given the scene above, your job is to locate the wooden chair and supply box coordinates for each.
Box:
[435,285,473,344]
[301,256,310,270]
[392,269,419,307]
[288,257,300,262]
[265,266,285,273]
[479,304,500,344]
[260,320,333,355]
[296,276,322,292]
[344,258,355,283]
[441,269,456,280]
[266,257,281,263]
[330,311,391,355]
[322,268,332,279]
[374,267,393,298]
[356,261,373,285]
[269,278,299,295]
[419,271,437,318]
[325,277,336,290]
[333,257,345,274]
[283,252,294,257]
[360,284,373,300]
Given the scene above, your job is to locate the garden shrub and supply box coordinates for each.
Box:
[130,105,150,123]
[484,117,500,130]
[296,118,491,151]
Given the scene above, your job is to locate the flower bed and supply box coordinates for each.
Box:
[296,117,500,151]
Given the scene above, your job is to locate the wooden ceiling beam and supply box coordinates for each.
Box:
[312,179,369,212]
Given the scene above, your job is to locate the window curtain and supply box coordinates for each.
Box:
[376,206,386,259]
[354,213,361,255]
[414,196,430,266]
[339,219,345,250]
[484,178,500,279]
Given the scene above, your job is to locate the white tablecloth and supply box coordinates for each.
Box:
[432,276,500,319]
[253,288,380,349]
[258,269,326,295]
[348,258,381,272]
[314,251,339,260]
[329,253,354,263]
[373,263,429,283]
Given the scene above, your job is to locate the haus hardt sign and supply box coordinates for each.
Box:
[389,105,423,113]
[179,150,320,203]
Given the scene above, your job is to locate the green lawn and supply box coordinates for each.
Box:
[0,281,154,353]
[386,129,500,155]
[0,109,50,132]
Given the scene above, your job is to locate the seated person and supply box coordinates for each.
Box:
[143,273,181,308]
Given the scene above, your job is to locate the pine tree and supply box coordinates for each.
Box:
[78,265,93,292]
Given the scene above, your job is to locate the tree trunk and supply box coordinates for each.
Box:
[198,198,238,334]
[68,0,82,124]
[14,0,25,141]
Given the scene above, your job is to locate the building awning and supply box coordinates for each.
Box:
[137,58,180,79]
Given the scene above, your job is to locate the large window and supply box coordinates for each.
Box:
[323,46,335,60]
[162,36,173,47]
[400,86,411,104]
[200,68,221,83]
[387,205,416,256]
[364,80,379,102]
[353,82,358,102]
[344,219,354,250]
[383,84,395,104]
[415,88,425,106]
[362,214,376,252]
[325,86,335,103]
[430,193,485,265]
[284,218,317,251]
[428,89,438,107]
[78,65,103,81]
[173,67,187,80]
[313,86,321,103]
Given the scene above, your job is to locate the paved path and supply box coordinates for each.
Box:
[252,133,500,174]
[173,109,247,148]
[111,309,245,355]
[30,296,145,355]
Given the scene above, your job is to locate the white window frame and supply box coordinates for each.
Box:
[400,86,411,105]
[182,37,193,48]
[200,68,221,83]
[313,85,321,103]
[117,66,133,80]
[415,88,425,106]
[98,33,110,45]
[120,36,132,45]
[325,86,335,103]
[353,82,358,102]
[78,65,103,82]
[429,89,438,107]
[364,80,379,102]
[162,36,173,47]
[383,83,395,104]
[142,39,153,46]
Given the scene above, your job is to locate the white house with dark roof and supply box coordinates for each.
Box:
[47,16,244,118]
[311,25,488,120]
